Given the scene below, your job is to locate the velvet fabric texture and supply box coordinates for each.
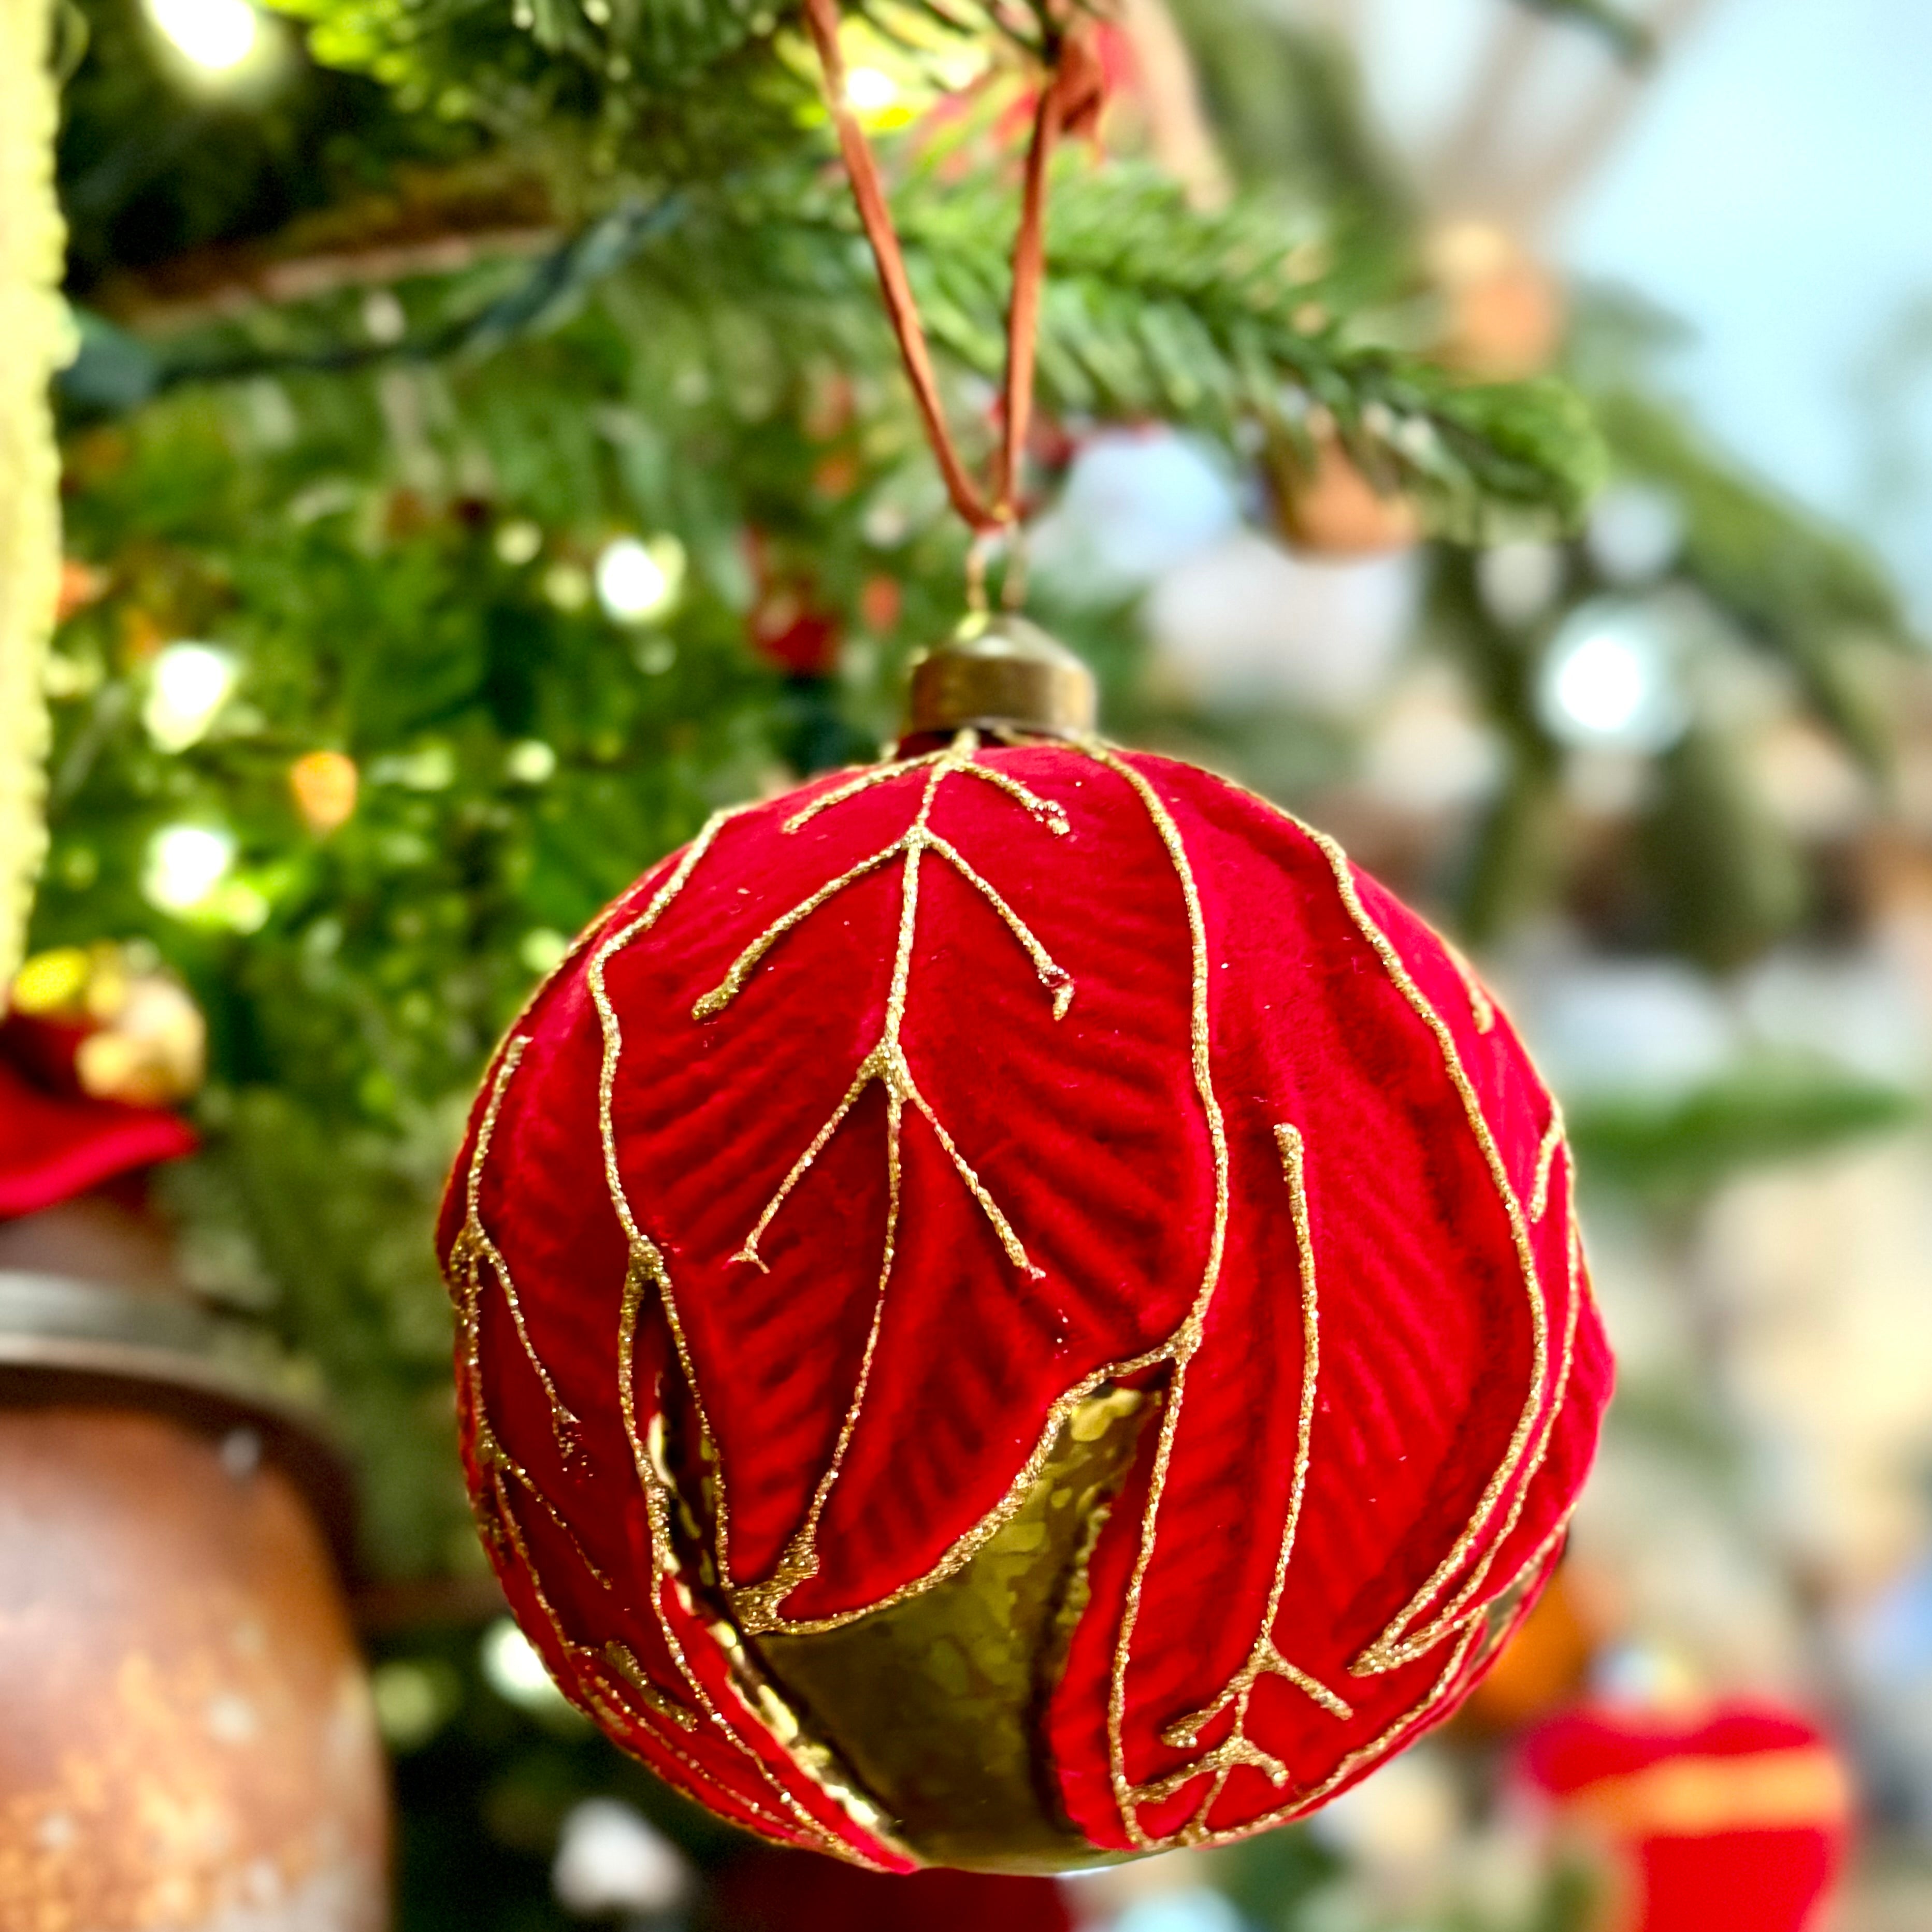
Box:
[1520,1701,1852,1932]
[439,743,1612,1870]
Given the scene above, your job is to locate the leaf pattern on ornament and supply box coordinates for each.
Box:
[687,736,1078,1626]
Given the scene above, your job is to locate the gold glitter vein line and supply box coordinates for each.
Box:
[947,755,1071,831]
[1303,832,1554,1678]
[1144,1121,1338,1839]
[694,838,912,1021]
[1196,1615,1491,1848]
[1373,1210,1587,1669]
[1207,1509,1583,1847]
[900,1068,1036,1273]
[781,751,951,832]
[730,1055,880,1272]
[614,1270,876,1862]
[1281,1661,1355,1720]
[1075,744,1231,1852]
[734,1084,905,1627]
[593,806,746,1582]
[454,1037,580,1454]
[924,829,1073,1016]
[725,752,1054,1618]
[1444,939,1496,1034]
[1530,1107,1566,1222]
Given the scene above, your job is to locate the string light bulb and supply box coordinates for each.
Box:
[1537,598,1689,754]
[595,536,685,625]
[146,0,259,71]
[143,641,237,752]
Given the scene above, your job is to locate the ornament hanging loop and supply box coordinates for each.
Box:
[799,0,1096,547]
[963,522,1032,616]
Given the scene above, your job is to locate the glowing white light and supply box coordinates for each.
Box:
[143,825,236,913]
[1537,599,1688,754]
[1113,1889,1245,1932]
[1476,540,1564,628]
[553,1799,690,1916]
[481,1618,567,1711]
[144,642,237,752]
[504,739,557,784]
[844,66,899,114]
[148,0,258,70]
[1587,483,1684,587]
[519,928,569,975]
[495,520,543,566]
[595,536,684,624]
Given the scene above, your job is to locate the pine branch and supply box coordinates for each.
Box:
[64,163,1606,538]
[892,166,1605,534]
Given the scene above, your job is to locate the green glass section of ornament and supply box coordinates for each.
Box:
[753,1383,1155,1873]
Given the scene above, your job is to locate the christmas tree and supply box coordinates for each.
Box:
[2,0,1921,1926]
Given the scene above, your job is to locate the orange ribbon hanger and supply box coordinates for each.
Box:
[799,0,1103,542]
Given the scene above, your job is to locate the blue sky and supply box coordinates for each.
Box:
[1365,0,1932,624]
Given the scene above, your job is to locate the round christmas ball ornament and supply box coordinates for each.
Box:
[438,619,1613,1872]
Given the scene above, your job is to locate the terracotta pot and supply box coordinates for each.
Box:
[0,1268,388,1932]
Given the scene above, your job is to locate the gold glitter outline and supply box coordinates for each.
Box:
[586,810,900,1861]
[1298,829,1558,1679]
[1191,1509,1575,1848]
[685,739,1075,1622]
[1071,743,1233,1852]
[1135,1124,1350,1838]
[1531,1105,1567,1222]
[443,1039,843,1849]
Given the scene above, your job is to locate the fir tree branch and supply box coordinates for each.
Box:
[64,165,1606,538]
[893,166,1605,534]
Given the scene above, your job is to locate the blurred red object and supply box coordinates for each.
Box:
[1,946,200,1218]
[743,531,843,677]
[1520,1699,1853,1932]
[0,1055,195,1221]
[705,1849,1071,1932]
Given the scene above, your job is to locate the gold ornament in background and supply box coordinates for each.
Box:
[1268,429,1422,560]
[290,749,361,835]
[1427,221,1566,383]
[0,0,69,985]
[9,944,207,1108]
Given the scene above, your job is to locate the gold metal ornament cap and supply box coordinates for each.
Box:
[905,615,1098,740]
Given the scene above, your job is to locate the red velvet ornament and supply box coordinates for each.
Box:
[438,737,1611,1871]
[1519,1700,1853,1932]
